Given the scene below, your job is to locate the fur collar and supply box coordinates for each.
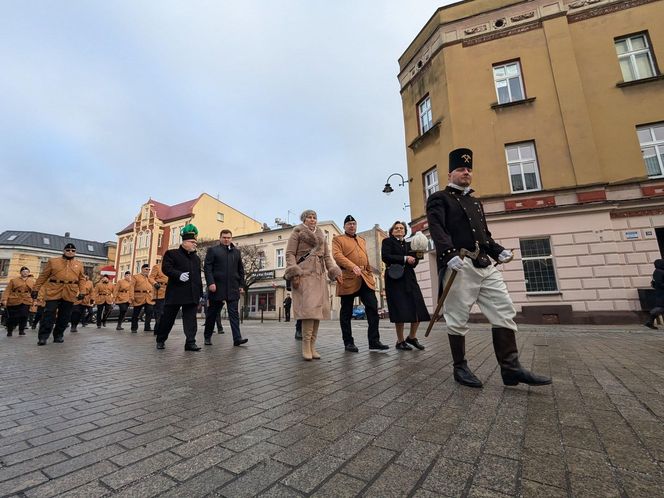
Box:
[294,224,326,255]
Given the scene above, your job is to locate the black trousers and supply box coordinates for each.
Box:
[156,303,198,345]
[30,307,44,328]
[148,299,165,330]
[70,305,93,329]
[6,304,29,332]
[96,303,112,326]
[204,300,240,341]
[340,281,380,346]
[284,306,291,322]
[131,303,153,331]
[116,303,129,327]
[39,299,74,341]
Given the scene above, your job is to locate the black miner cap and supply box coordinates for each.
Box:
[449,148,473,172]
[344,215,356,225]
[64,243,76,250]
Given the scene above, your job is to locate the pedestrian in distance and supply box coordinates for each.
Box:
[644,259,664,329]
[381,221,430,351]
[148,262,168,333]
[155,224,204,351]
[113,271,133,330]
[426,147,551,388]
[69,274,94,332]
[203,229,247,347]
[93,275,114,328]
[2,266,35,336]
[285,209,342,361]
[130,264,155,333]
[283,293,292,322]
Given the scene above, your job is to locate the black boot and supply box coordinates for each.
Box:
[448,335,483,388]
[644,318,657,329]
[492,328,552,386]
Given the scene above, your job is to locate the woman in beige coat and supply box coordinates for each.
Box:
[285,210,342,360]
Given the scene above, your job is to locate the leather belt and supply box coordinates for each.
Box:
[97,293,109,296]
[136,290,150,293]
[49,279,76,284]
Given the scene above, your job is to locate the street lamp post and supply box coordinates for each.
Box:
[382,173,412,195]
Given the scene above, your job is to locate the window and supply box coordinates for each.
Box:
[637,122,664,177]
[0,259,9,277]
[87,244,94,252]
[43,237,50,245]
[418,95,433,134]
[615,33,656,82]
[424,167,439,199]
[7,234,17,241]
[493,61,525,104]
[83,265,94,278]
[276,248,285,268]
[257,251,266,270]
[40,258,49,273]
[217,212,224,222]
[249,292,275,312]
[505,142,542,193]
[157,232,163,248]
[520,238,558,293]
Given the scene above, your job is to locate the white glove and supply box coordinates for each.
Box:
[498,250,513,263]
[179,272,190,282]
[447,256,464,271]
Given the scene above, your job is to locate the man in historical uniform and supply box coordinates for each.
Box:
[332,215,388,352]
[2,266,35,336]
[203,229,247,347]
[69,274,94,332]
[148,262,168,333]
[426,148,551,388]
[32,243,86,345]
[93,275,114,328]
[130,264,155,333]
[155,224,203,351]
[113,271,133,330]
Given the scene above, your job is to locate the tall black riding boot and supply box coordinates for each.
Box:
[448,335,483,388]
[492,327,552,386]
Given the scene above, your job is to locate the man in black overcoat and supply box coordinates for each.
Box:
[426,148,551,388]
[155,224,203,351]
[203,229,247,346]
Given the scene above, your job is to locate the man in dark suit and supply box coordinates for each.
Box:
[155,224,203,351]
[283,294,292,322]
[203,229,247,347]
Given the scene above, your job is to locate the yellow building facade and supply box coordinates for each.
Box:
[115,193,263,277]
[400,0,664,322]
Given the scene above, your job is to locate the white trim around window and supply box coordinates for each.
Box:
[423,167,439,200]
[493,61,525,104]
[505,142,542,193]
[615,33,657,82]
[418,95,433,134]
[637,122,664,178]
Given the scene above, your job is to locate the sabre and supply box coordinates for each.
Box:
[425,243,480,337]
[102,304,114,322]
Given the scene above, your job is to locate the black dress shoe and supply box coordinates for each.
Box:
[405,337,425,350]
[644,321,658,329]
[453,364,483,388]
[234,338,248,346]
[144,327,153,332]
[70,328,77,333]
[185,344,201,351]
[19,330,26,336]
[218,330,224,334]
[395,341,413,351]
[116,326,124,331]
[6,331,12,337]
[54,338,64,343]
[344,343,359,352]
[37,339,46,346]
[131,329,138,334]
[369,341,389,350]
[156,342,165,349]
[97,325,102,329]
[204,339,212,345]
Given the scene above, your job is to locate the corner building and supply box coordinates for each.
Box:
[400,0,664,322]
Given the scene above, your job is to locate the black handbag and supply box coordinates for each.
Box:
[387,264,405,280]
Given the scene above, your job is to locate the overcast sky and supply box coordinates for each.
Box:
[1,1,450,241]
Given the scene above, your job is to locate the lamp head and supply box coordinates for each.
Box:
[382,183,394,195]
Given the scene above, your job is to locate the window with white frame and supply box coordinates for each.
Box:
[276,248,285,268]
[520,238,558,293]
[615,33,657,82]
[418,95,433,134]
[424,167,439,199]
[217,212,224,222]
[493,61,525,104]
[0,259,9,277]
[257,251,266,270]
[505,142,542,193]
[637,122,664,177]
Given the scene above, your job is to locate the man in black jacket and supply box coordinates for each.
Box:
[644,259,664,329]
[426,148,551,388]
[203,229,247,346]
[155,224,203,351]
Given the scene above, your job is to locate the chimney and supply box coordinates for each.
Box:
[65,232,71,237]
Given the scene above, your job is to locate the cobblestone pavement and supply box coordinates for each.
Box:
[1,319,663,497]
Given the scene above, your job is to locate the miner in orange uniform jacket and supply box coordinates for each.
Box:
[147,263,168,333]
[69,275,95,332]
[2,266,35,336]
[113,271,133,330]
[130,264,155,333]
[93,275,114,328]
[29,288,46,330]
[32,243,86,345]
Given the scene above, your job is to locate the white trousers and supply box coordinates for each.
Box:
[442,259,517,336]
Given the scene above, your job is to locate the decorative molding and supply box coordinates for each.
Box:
[463,21,542,47]
[568,0,660,22]
[641,185,664,197]
[576,190,607,203]
[464,24,488,35]
[504,195,556,211]
[611,207,664,218]
[510,11,536,21]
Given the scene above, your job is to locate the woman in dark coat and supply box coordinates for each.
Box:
[382,221,430,350]
[645,259,664,329]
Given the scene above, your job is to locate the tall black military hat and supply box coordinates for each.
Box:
[449,148,473,172]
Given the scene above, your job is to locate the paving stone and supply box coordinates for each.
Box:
[281,453,345,493]
[219,441,282,474]
[220,459,291,497]
[164,445,234,481]
[100,451,180,490]
[521,449,567,489]
[169,430,233,458]
[323,431,373,460]
[109,436,180,466]
[421,457,474,496]
[2,436,82,465]
[0,471,49,496]
[520,479,567,498]
[395,439,441,470]
[258,483,305,497]
[57,481,111,498]
[363,463,422,497]
[221,427,279,452]
[42,444,124,478]
[311,472,366,497]
[343,445,395,482]
[161,467,234,498]
[0,451,69,482]
[569,474,621,497]
[24,461,118,498]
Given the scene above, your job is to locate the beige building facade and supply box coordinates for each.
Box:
[399,0,664,322]
[115,193,263,277]
[231,221,343,320]
[357,224,389,309]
